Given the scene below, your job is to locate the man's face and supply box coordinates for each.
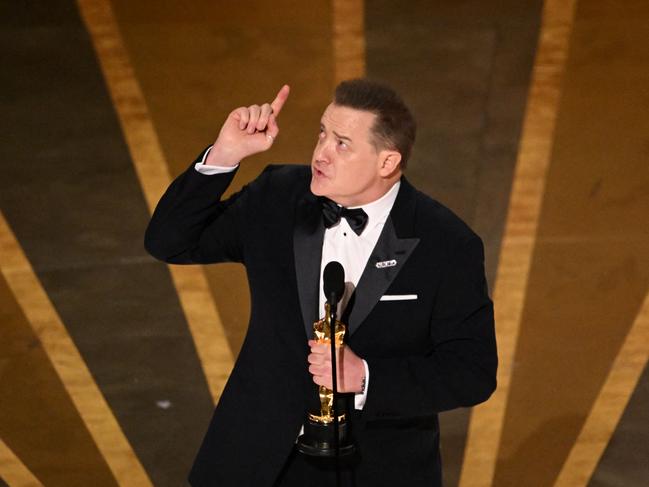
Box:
[310,103,387,207]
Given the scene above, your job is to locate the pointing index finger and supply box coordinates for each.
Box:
[270,84,290,117]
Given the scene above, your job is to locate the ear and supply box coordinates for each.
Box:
[378,150,402,177]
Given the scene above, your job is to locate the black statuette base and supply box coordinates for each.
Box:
[296,418,356,457]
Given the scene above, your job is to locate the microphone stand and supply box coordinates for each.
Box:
[327,292,341,487]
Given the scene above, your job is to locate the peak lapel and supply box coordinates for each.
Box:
[347,177,420,336]
[293,194,324,339]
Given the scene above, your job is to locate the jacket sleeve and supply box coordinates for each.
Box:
[362,236,498,419]
[144,149,251,265]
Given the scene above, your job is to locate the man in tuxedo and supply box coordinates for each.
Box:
[145,79,497,486]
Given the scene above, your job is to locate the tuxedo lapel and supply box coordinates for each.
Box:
[293,193,324,339]
[348,178,420,336]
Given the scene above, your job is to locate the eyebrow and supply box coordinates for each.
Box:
[320,123,352,143]
[333,131,352,142]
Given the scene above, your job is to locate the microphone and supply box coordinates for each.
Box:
[323,261,345,306]
[297,260,355,464]
[322,261,345,467]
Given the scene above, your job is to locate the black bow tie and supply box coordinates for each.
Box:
[319,197,368,235]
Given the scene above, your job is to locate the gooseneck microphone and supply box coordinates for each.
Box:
[323,261,345,306]
[323,261,345,481]
[297,260,355,471]
[323,261,345,432]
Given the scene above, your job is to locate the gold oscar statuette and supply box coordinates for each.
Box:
[296,302,356,457]
[309,302,347,424]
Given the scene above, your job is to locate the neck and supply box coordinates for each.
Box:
[340,174,401,208]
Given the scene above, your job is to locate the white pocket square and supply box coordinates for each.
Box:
[380,294,418,301]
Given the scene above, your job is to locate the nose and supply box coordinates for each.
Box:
[313,138,331,164]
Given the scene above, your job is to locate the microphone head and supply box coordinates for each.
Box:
[323,261,345,304]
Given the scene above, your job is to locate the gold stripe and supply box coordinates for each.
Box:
[458,1,578,485]
[553,291,649,486]
[332,0,366,83]
[76,0,234,404]
[0,439,43,487]
[0,212,152,486]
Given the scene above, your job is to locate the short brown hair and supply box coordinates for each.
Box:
[334,79,416,168]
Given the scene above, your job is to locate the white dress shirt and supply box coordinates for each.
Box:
[317,181,400,408]
[195,148,401,408]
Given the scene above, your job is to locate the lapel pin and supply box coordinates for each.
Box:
[375,259,397,269]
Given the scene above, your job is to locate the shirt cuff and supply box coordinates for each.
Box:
[194,146,240,174]
[354,359,370,410]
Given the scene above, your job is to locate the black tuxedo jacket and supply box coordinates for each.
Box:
[145,149,497,487]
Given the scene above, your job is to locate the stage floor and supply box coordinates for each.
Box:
[1,1,648,486]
